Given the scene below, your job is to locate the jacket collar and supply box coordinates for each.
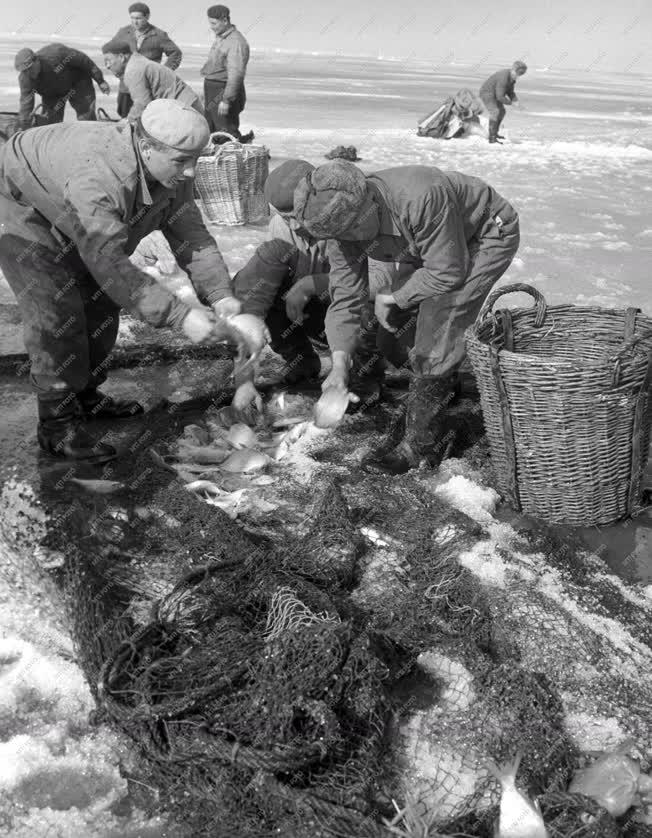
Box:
[217,24,236,39]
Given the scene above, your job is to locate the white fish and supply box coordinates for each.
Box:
[226,313,268,375]
[313,389,349,429]
[70,478,126,494]
[226,423,259,449]
[220,449,271,473]
[569,739,640,817]
[184,480,226,495]
[176,442,230,464]
[488,752,548,838]
[203,488,247,519]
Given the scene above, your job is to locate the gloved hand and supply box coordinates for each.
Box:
[181,308,217,344]
[212,296,242,320]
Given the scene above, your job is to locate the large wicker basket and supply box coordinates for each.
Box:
[465,283,652,526]
[194,131,269,226]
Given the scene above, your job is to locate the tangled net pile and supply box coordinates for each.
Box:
[63,436,652,837]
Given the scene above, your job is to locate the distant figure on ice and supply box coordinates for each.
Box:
[112,3,182,117]
[102,40,203,120]
[14,44,110,130]
[201,4,251,141]
[479,60,527,144]
[293,161,520,473]
[231,160,383,420]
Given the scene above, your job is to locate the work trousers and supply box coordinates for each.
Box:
[0,196,120,394]
[40,77,97,124]
[203,79,246,140]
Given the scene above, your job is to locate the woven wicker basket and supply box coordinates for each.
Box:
[465,283,652,526]
[194,131,269,226]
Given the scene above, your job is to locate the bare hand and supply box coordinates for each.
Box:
[232,380,263,424]
[285,281,311,323]
[212,296,242,320]
[375,293,397,333]
[217,101,230,116]
[181,308,217,344]
[99,82,110,95]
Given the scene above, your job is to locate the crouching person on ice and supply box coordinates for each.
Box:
[0,99,251,463]
[293,161,520,473]
[230,158,384,422]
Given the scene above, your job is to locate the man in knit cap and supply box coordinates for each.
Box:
[112,3,182,117]
[201,5,250,140]
[479,60,528,143]
[102,40,203,120]
[293,160,520,473]
[0,100,254,463]
[14,44,110,130]
[231,159,384,421]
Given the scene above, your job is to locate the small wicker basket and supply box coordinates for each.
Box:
[194,131,269,226]
[465,283,652,526]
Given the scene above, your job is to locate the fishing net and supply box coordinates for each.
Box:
[61,397,652,838]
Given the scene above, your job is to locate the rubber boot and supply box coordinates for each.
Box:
[280,345,322,385]
[372,376,455,474]
[488,120,503,144]
[37,390,117,462]
[78,387,144,421]
[348,353,387,411]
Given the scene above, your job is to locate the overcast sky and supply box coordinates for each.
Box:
[3,0,651,73]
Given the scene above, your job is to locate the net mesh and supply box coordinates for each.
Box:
[61,401,652,837]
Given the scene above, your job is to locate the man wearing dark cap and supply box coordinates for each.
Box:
[230,159,384,420]
[201,5,250,140]
[479,61,528,143]
[0,99,252,463]
[102,40,203,120]
[112,3,182,118]
[15,44,110,130]
[293,161,520,473]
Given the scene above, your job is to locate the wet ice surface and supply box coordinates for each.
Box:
[0,39,651,836]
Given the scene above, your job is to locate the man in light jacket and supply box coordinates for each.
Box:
[0,100,252,463]
[200,4,250,140]
[293,161,520,473]
[102,40,203,120]
[15,43,110,129]
[112,2,182,117]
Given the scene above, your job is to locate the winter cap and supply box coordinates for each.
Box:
[139,99,210,153]
[512,60,528,74]
[207,4,230,19]
[128,3,151,14]
[264,160,315,213]
[294,160,368,239]
[102,39,133,55]
[14,48,36,72]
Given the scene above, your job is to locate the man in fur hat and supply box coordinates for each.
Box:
[293,160,520,473]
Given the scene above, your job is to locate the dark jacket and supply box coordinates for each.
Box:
[200,25,249,103]
[112,24,182,93]
[324,166,514,354]
[0,121,231,329]
[479,69,517,105]
[18,43,105,128]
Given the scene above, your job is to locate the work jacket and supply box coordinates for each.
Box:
[0,121,231,329]
[112,23,182,94]
[200,25,249,103]
[479,69,517,104]
[122,53,200,120]
[18,43,105,128]
[325,166,513,354]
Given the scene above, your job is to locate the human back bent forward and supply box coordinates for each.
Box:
[0,100,255,463]
[293,161,520,474]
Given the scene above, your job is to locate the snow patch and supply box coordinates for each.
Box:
[433,475,499,524]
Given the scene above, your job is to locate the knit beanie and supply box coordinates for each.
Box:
[293,160,368,239]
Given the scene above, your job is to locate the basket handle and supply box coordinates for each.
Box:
[477,282,547,328]
[210,131,239,144]
[97,106,118,122]
[613,327,652,362]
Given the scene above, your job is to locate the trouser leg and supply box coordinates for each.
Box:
[116,92,133,118]
[203,80,245,140]
[41,96,66,125]
[69,78,97,121]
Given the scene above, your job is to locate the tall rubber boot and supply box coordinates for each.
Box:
[37,390,117,462]
[488,120,503,144]
[77,387,144,421]
[372,376,455,474]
